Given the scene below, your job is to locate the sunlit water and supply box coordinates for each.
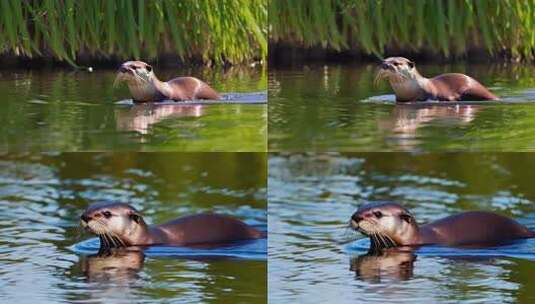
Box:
[269,63,535,151]
[0,153,267,303]
[268,153,535,303]
[0,66,267,151]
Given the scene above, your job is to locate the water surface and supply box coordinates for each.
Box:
[0,152,267,303]
[268,153,535,303]
[73,235,267,260]
[0,66,266,151]
[269,63,535,151]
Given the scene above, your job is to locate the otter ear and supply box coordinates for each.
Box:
[146,65,152,72]
[130,213,142,224]
[400,213,413,224]
[408,61,415,69]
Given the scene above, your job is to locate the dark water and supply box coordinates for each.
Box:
[0,153,267,303]
[0,66,266,151]
[268,153,535,303]
[269,63,535,151]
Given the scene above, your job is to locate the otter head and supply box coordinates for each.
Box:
[114,61,163,101]
[115,61,154,85]
[375,57,420,84]
[80,202,147,249]
[350,202,418,250]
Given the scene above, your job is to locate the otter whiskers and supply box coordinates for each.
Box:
[89,218,126,249]
[374,69,409,87]
[369,232,397,251]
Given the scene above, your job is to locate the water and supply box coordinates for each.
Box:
[268,153,535,303]
[269,63,535,151]
[347,238,535,260]
[72,236,267,260]
[0,153,267,303]
[0,66,267,151]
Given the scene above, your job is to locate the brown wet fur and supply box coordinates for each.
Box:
[429,73,498,102]
[165,77,222,101]
[115,60,222,102]
[376,57,498,102]
[419,211,535,246]
[81,202,262,249]
[351,202,535,249]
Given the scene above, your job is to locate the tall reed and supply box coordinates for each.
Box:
[0,0,267,65]
[269,0,535,60]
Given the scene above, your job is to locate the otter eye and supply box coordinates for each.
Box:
[393,62,400,66]
[102,211,112,218]
[146,65,152,72]
[373,211,383,218]
[130,213,141,224]
[400,213,413,223]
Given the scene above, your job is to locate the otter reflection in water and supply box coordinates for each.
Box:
[80,248,145,282]
[115,103,204,134]
[377,104,479,149]
[78,248,148,304]
[350,251,417,282]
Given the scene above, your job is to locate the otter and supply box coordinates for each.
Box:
[350,202,534,251]
[375,57,498,102]
[80,202,263,250]
[114,61,222,102]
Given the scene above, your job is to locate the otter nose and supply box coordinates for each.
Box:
[351,213,363,223]
[81,214,91,222]
[119,66,129,73]
[381,62,390,70]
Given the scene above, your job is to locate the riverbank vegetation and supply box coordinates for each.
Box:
[0,0,267,66]
[269,0,535,62]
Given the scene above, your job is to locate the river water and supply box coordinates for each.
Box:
[0,66,267,151]
[269,63,535,151]
[0,152,267,303]
[268,153,535,303]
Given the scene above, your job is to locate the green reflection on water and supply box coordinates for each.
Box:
[0,66,267,152]
[269,63,535,152]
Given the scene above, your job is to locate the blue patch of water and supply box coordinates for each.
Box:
[345,237,535,260]
[115,91,267,105]
[364,92,535,105]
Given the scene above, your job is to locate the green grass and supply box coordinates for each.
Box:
[0,0,267,66]
[269,0,535,61]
